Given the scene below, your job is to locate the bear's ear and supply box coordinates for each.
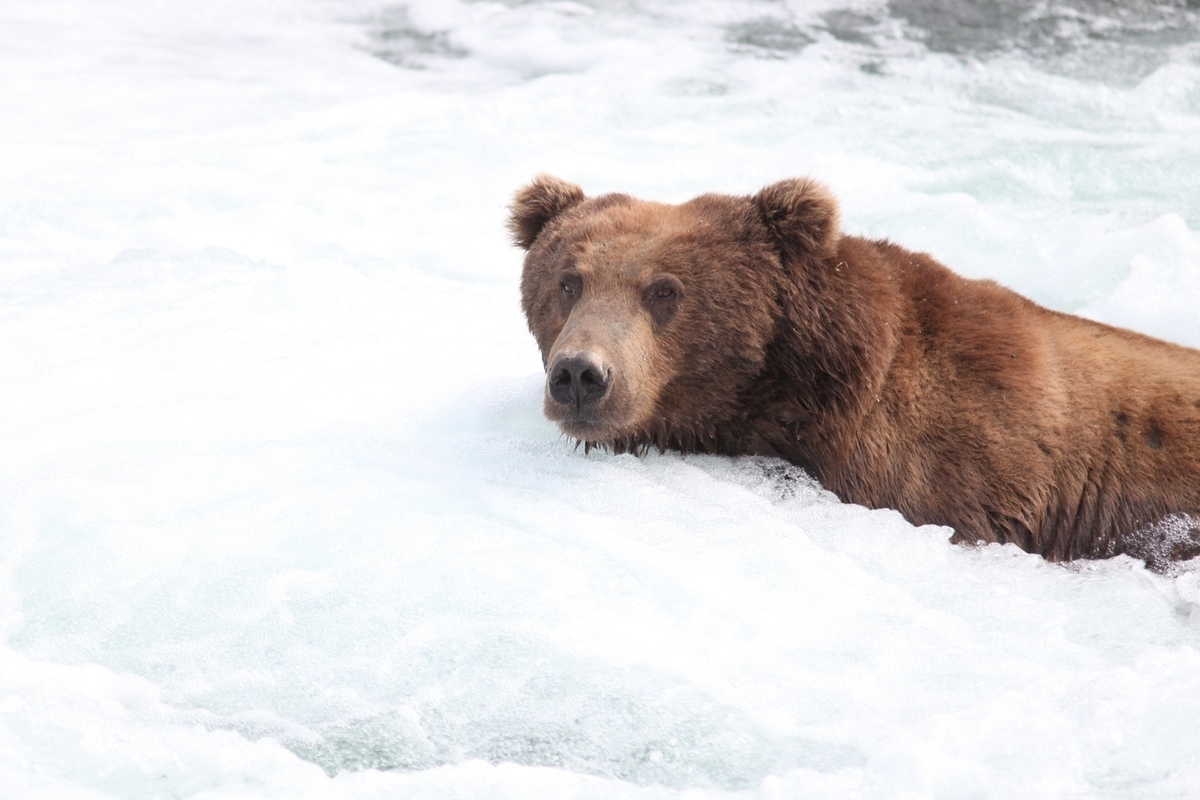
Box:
[507,175,586,250]
[753,178,841,260]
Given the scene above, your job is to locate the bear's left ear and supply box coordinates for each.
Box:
[507,175,586,250]
[753,178,841,260]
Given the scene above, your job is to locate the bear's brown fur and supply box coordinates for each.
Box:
[509,175,1200,568]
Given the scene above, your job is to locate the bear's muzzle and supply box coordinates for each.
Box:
[547,350,613,411]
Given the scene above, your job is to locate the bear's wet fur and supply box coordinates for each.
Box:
[510,175,1200,569]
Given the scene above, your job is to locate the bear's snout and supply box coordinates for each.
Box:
[547,351,613,410]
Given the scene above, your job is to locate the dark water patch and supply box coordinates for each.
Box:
[362,1,1200,85]
[724,0,1200,83]
[725,18,816,58]
[369,6,468,69]
[824,9,890,46]
[1124,513,1200,572]
[888,0,1200,82]
[723,8,890,58]
[889,0,1200,57]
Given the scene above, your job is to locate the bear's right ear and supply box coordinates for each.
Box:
[507,175,586,250]
[753,178,841,261]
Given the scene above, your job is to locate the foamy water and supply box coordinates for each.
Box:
[2,1,1199,797]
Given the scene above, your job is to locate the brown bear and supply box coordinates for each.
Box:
[508,175,1200,569]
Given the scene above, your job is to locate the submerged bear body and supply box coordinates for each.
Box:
[509,175,1200,568]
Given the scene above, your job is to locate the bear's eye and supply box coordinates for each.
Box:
[643,276,683,326]
[560,273,581,297]
[644,276,682,305]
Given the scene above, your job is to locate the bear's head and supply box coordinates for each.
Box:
[509,174,841,452]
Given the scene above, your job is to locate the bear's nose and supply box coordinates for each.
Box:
[547,352,612,409]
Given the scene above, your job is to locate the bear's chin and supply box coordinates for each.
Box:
[553,415,681,457]
[547,408,654,448]
[553,418,627,443]
[543,395,647,444]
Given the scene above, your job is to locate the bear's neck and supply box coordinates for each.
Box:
[735,236,906,479]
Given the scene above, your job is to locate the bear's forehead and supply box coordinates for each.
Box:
[565,198,742,270]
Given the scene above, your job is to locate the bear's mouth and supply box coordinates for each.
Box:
[543,398,638,444]
[551,414,623,442]
[559,419,614,438]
